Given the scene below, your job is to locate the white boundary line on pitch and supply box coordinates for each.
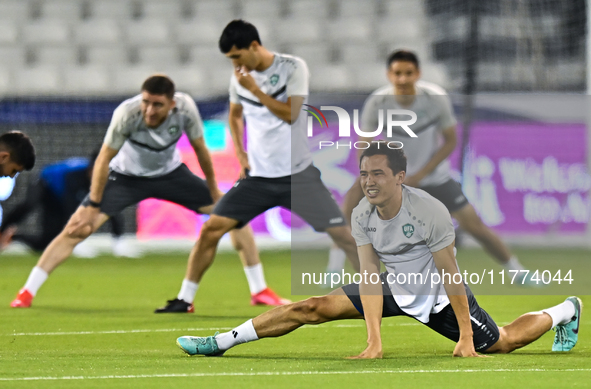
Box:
[1,368,590,382]
[3,322,420,337]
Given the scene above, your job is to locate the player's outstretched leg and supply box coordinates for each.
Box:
[176,289,363,356]
[229,225,290,306]
[484,297,581,354]
[10,208,109,308]
[156,215,238,313]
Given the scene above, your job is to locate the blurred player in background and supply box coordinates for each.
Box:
[11,74,287,310]
[158,20,360,312]
[176,144,582,359]
[0,131,36,179]
[326,50,531,283]
[0,151,133,257]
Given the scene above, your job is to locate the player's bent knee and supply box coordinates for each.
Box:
[291,297,330,325]
[201,219,232,242]
[65,224,93,240]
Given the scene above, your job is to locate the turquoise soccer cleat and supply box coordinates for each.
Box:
[552,296,582,352]
[176,332,225,357]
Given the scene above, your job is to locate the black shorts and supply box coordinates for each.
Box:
[81,164,213,216]
[213,164,346,231]
[342,272,500,352]
[420,179,469,213]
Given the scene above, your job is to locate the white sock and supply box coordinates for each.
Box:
[542,300,576,328]
[215,319,259,351]
[244,264,267,295]
[326,247,346,273]
[503,256,525,272]
[177,279,199,304]
[23,266,48,296]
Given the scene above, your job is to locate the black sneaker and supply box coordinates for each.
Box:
[154,298,194,313]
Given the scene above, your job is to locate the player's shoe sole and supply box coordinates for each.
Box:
[552,296,582,352]
[176,332,225,357]
[10,289,33,308]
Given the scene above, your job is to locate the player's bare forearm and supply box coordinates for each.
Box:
[89,144,118,203]
[411,125,457,182]
[432,244,481,357]
[190,137,218,191]
[350,244,384,359]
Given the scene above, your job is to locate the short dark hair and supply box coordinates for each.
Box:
[141,74,175,99]
[360,141,406,175]
[387,50,420,70]
[219,19,262,53]
[0,131,35,170]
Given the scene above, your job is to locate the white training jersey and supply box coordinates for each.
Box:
[360,81,457,186]
[351,186,456,323]
[104,92,204,177]
[229,53,312,178]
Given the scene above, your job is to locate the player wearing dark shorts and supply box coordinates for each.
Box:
[11,75,268,310]
[159,20,360,312]
[342,272,499,351]
[177,144,582,358]
[215,164,344,232]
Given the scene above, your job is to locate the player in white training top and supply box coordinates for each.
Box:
[11,75,287,311]
[326,50,532,285]
[177,143,582,358]
[158,20,360,312]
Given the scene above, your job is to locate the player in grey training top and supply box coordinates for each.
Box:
[159,19,360,312]
[176,143,582,358]
[327,50,531,284]
[11,75,280,312]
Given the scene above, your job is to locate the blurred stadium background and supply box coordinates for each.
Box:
[0,0,589,254]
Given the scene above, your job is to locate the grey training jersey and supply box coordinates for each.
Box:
[351,186,456,323]
[360,81,457,186]
[229,53,312,178]
[104,92,204,177]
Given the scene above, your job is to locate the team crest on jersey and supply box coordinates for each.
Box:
[402,223,415,238]
[269,74,279,86]
[168,126,179,135]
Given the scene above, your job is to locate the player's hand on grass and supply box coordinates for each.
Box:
[452,337,485,358]
[235,66,259,94]
[346,344,383,359]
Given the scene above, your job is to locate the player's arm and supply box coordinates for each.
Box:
[189,136,222,201]
[234,66,304,124]
[404,125,456,187]
[228,102,250,179]
[348,243,384,359]
[88,144,118,205]
[68,144,118,234]
[431,243,481,358]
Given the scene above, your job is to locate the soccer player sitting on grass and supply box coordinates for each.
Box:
[10,75,288,310]
[177,143,582,358]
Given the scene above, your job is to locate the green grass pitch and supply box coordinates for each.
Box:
[0,248,589,388]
